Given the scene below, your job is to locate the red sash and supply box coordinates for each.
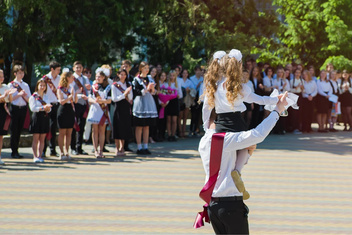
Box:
[194,132,225,229]
[42,75,58,98]
[92,84,111,127]
[59,86,80,132]
[113,82,126,93]
[74,76,89,118]
[10,81,30,129]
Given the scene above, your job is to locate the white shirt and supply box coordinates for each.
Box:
[111,81,132,102]
[214,78,278,114]
[278,78,291,93]
[178,77,194,90]
[263,76,274,90]
[317,80,333,97]
[199,111,280,197]
[329,80,340,95]
[8,80,31,106]
[45,72,60,104]
[29,92,51,113]
[190,75,203,92]
[290,78,303,93]
[71,73,90,105]
[302,80,318,98]
[245,80,254,93]
[170,82,183,99]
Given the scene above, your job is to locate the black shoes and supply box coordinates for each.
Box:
[124,147,133,152]
[136,149,151,155]
[50,151,60,157]
[11,153,23,159]
[72,149,89,155]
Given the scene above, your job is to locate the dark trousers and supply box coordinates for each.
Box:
[10,105,27,155]
[208,200,249,235]
[71,103,87,151]
[44,103,59,153]
[190,102,203,133]
[157,118,166,139]
[301,98,314,132]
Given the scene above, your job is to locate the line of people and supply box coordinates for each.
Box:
[243,61,352,134]
[0,60,207,164]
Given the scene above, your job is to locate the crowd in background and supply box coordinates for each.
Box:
[0,57,351,164]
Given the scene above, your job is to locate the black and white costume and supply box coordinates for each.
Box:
[29,92,50,134]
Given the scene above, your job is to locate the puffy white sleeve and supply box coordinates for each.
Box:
[202,95,212,132]
[243,84,278,105]
[111,85,125,102]
[29,96,41,112]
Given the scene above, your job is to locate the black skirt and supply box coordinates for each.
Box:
[29,111,50,134]
[165,98,180,116]
[57,103,75,129]
[339,92,352,107]
[113,100,132,140]
[316,94,331,113]
[215,112,248,133]
[0,104,9,135]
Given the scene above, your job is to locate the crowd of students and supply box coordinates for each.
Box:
[0,58,351,164]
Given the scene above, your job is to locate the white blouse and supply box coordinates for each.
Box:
[278,78,291,93]
[178,77,194,90]
[290,78,303,93]
[8,80,31,106]
[317,80,333,97]
[29,92,51,113]
[214,78,278,114]
[111,81,132,102]
[302,80,318,98]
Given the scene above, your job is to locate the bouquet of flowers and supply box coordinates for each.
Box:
[158,86,177,118]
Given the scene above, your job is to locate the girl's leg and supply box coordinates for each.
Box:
[322,114,327,130]
[346,107,352,128]
[32,134,39,158]
[182,108,189,136]
[171,116,177,136]
[65,128,73,155]
[58,129,65,155]
[317,114,322,130]
[92,124,99,153]
[135,126,142,149]
[99,124,106,156]
[142,126,149,150]
[38,134,47,158]
[178,110,183,137]
[0,136,3,156]
[119,140,125,154]
[166,116,171,138]
[115,139,119,155]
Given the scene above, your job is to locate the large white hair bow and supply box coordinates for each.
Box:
[228,49,242,62]
[96,67,110,77]
[213,51,226,61]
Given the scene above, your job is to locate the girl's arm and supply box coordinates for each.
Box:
[243,84,278,105]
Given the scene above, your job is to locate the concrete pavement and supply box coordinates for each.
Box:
[0,125,351,234]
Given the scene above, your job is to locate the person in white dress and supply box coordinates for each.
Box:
[29,79,52,163]
[87,68,112,158]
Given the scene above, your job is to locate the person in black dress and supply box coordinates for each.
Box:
[0,69,15,164]
[57,71,77,159]
[29,79,52,163]
[112,69,133,156]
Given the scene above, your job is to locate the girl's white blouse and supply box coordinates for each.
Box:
[111,81,132,102]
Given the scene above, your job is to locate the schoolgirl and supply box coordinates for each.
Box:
[111,69,133,156]
[203,49,279,198]
[178,69,195,138]
[132,62,158,154]
[29,79,52,163]
[156,71,168,141]
[57,71,77,160]
[148,66,159,143]
[316,70,333,132]
[165,70,183,141]
[8,65,31,159]
[339,70,352,131]
[301,70,317,133]
[0,69,15,164]
[328,70,340,132]
[248,66,265,129]
[288,69,303,134]
[87,68,112,158]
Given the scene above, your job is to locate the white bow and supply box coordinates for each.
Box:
[228,49,242,62]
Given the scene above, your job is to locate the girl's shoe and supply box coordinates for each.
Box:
[231,170,245,193]
[33,157,42,163]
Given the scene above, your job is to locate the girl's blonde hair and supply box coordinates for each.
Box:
[59,71,73,87]
[303,70,312,82]
[168,70,178,88]
[225,57,243,107]
[204,54,228,108]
